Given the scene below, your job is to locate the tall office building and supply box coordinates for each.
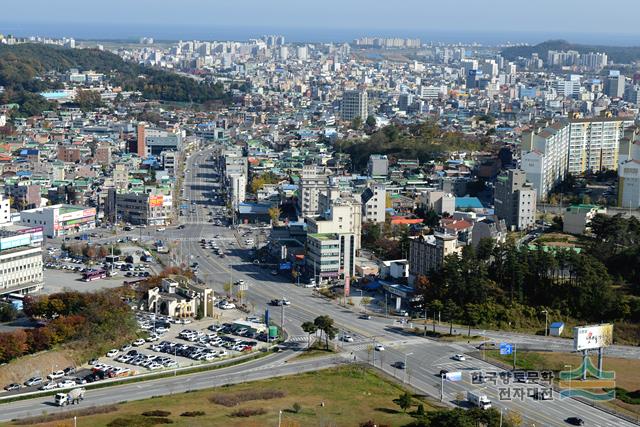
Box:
[606,72,626,98]
[341,90,368,122]
[398,93,414,111]
[494,169,537,231]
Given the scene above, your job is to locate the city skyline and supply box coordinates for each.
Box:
[2,0,640,44]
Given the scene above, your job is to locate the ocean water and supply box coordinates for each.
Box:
[0,21,638,46]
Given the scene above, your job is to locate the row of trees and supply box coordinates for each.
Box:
[60,242,120,260]
[413,237,633,331]
[0,289,137,364]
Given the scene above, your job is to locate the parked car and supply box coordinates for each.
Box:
[133,338,146,346]
[57,380,77,388]
[47,370,65,380]
[24,377,43,387]
[40,381,58,390]
[106,349,119,357]
[4,383,21,391]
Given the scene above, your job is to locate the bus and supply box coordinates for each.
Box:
[82,269,107,282]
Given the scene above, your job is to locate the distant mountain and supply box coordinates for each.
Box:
[0,43,229,116]
[500,40,640,64]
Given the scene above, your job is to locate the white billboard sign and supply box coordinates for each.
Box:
[573,324,613,351]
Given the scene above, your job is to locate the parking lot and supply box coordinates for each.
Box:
[90,313,271,377]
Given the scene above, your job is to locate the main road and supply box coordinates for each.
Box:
[169,145,638,426]
[3,145,635,426]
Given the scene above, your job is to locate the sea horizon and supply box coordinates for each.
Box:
[1,21,640,46]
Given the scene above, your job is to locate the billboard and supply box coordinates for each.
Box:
[574,324,613,351]
[149,195,164,208]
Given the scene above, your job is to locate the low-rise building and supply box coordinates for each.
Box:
[0,228,44,296]
[563,204,607,235]
[306,232,356,283]
[112,190,173,226]
[19,204,96,238]
[409,232,461,279]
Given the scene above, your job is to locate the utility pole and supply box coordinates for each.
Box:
[281,305,285,329]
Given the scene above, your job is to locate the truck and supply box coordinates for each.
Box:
[467,391,492,409]
[54,388,86,406]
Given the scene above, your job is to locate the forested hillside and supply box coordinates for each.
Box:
[0,44,229,116]
[501,40,640,64]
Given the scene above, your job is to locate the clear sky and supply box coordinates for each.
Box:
[2,0,640,43]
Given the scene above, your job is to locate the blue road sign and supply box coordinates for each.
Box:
[500,343,513,355]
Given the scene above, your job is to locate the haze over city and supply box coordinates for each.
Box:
[2,0,640,44]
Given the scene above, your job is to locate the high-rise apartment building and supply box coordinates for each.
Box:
[522,116,635,200]
[494,169,537,230]
[341,90,368,122]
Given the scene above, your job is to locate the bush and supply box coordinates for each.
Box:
[180,411,206,417]
[292,402,302,413]
[209,389,286,407]
[142,410,171,417]
[107,416,173,427]
[230,408,267,417]
[612,388,640,405]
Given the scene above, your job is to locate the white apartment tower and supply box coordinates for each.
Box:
[299,165,331,218]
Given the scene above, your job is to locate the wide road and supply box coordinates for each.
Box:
[168,145,638,427]
[0,350,346,423]
[6,146,632,426]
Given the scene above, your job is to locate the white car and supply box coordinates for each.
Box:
[281,299,291,306]
[57,380,77,388]
[220,302,236,310]
[133,338,146,346]
[452,354,466,361]
[156,227,166,232]
[106,349,119,357]
[47,370,65,380]
[121,344,132,352]
[341,335,354,343]
[40,381,58,390]
[374,343,385,351]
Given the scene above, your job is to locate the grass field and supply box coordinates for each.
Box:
[5,367,437,427]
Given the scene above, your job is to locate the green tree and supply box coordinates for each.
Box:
[365,115,377,127]
[313,315,337,350]
[395,392,413,412]
[301,321,317,349]
[430,299,443,332]
[463,303,482,336]
[351,116,363,130]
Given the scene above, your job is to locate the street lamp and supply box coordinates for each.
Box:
[541,310,548,336]
[404,352,413,384]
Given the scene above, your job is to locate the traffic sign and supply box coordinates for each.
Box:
[500,343,513,355]
[445,371,462,382]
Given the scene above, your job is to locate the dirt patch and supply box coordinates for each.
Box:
[0,349,77,386]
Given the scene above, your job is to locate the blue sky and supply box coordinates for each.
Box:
[2,0,640,43]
